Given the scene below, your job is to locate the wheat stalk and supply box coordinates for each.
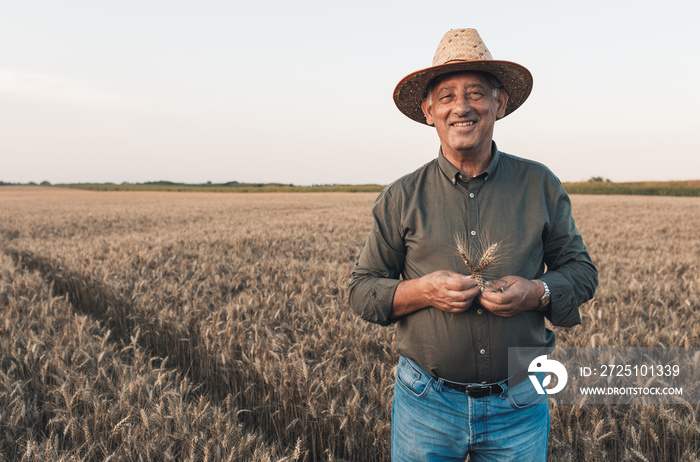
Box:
[456,239,501,291]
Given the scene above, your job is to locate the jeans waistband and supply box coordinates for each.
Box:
[432,369,530,396]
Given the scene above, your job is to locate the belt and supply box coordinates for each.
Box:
[436,370,529,397]
[441,380,504,397]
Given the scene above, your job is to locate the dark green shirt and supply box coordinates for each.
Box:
[349,143,598,383]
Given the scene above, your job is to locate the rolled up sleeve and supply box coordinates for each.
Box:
[348,189,406,326]
[541,184,598,327]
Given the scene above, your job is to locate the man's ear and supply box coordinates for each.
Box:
[496,90,509,120]
[421,98,435,126]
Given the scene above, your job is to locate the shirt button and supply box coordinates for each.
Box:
[470,230,476,236]
[469,193,475,198]
[480,349,486,355]
[477,308,483,314]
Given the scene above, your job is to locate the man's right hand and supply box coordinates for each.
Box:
[390,270,480,319]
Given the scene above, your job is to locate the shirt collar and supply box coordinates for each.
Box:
[437,141,501,185]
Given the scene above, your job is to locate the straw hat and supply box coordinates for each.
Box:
[393,28,533,124]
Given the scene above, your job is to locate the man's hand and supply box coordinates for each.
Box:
[391,270,480,318]
[477,276,544,317]
[421,270,481,313]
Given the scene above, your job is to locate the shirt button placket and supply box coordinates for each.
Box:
[468,180,490,380]
[467,184,479,244]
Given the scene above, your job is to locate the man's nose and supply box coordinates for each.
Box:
[453,94,471,115]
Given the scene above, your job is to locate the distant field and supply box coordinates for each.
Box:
[1,187,698,460]
[33,179,700,196]
[562,180,700,196]
[52,182,386,193]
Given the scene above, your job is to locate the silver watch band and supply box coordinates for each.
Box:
[538,280,551,309]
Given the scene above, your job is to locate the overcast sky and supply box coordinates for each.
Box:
[1,0,698,185]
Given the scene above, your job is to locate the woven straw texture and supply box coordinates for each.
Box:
[394,29,533,124]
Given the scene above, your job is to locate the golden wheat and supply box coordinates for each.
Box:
[456,239,500,291]
[0,187,698,461]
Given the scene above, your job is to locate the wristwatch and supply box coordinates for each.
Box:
[538,280,551,310]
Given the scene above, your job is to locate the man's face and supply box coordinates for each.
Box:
[421,72,509,159]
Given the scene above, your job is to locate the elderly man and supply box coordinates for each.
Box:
[348,29,597,461]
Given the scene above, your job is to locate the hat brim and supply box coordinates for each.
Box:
[393,60,533,124]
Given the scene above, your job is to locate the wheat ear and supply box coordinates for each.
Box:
[475,242,499,274]
[456,240,501,291]
[457,241,485,291]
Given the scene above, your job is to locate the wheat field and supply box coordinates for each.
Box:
[1,187,698,461]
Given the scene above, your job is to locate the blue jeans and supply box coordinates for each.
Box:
[392,356,550,462]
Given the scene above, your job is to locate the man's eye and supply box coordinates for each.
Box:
[439,94,453,101]
[468,92,484,100]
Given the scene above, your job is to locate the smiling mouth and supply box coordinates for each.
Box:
[452,121,475,127]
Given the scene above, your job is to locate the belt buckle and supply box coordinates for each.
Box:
[465,384,500,398]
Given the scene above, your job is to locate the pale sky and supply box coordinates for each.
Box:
[1,0,698,185]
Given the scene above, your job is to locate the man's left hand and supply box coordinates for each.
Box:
[477,276,544,317]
